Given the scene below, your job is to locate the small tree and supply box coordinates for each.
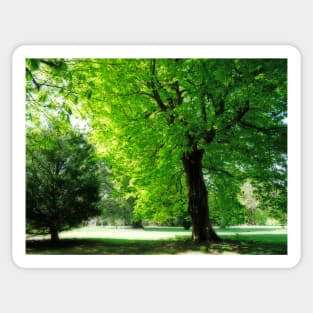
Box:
[26,123,101,242]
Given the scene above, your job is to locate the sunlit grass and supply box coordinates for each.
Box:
[26,225,287,255]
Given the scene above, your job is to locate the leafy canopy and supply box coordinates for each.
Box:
[26,58,287,225]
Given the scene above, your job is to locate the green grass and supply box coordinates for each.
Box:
[26,226,287,255]
[216,226,287,244]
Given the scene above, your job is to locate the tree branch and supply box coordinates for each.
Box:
[26,67,41,91]
[240,120,287,133]
[222,100,250,130]
[149,59,167,111]
[203,166,236,178]
[203,127,217,144]
[170,80,184,108]
[39,59,64,69]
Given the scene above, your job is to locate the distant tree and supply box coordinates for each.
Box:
[239,181,259,225]
[97,196,134,226]
[26,122,101,242]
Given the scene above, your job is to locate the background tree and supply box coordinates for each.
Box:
[26,58,287,243]
[209,178,246,228]
[26,120,101,242]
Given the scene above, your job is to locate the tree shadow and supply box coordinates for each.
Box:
[26,236,287,255]
[26,238,197,255]
[208,239,287,255]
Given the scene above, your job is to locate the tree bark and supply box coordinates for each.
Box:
[50,225,59,242]
[182,148,220,243]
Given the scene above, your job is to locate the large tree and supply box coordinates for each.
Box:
[26,58,287,243]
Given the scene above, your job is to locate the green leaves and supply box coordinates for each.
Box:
[25,57,287,227]
[64,105,72,116]
[86,90,92,99]
[27,59,40,70]
[26,125,102,234]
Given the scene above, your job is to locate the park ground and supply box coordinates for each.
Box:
[26,225,287,255]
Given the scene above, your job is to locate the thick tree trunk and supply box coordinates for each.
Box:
[50,225,59,242]
[182,148,220,243]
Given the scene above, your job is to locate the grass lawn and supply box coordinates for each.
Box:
[26,225,287,255]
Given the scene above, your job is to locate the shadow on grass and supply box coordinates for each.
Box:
[210,239,287,255]
[26,235,287,255]
[26,238,197,255]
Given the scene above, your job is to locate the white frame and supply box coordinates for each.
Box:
[12,45,301,268]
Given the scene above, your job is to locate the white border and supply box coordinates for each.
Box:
[12,45,301,268]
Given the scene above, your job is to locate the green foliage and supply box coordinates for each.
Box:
[26,122,101,237]
[27,59,41,71]
[98,197,134,226]
[208,177,246,227]
[25,58,287,227]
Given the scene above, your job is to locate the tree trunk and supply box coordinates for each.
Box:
[182,148,220,243]
[50,225,59,242]
[132,220,144,229]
